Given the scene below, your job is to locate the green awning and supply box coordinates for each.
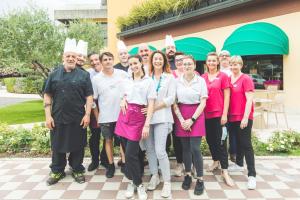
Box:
[223,22,289,56]
[162,37,216,61]
[129,45,157,55]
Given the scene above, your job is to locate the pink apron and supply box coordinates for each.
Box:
[174,103,206,137]
[115,103,146,141]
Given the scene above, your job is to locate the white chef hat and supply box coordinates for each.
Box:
[75,40,88,56]
[117,40,127,52]
[64,38,77,53]
[165,35,175,47]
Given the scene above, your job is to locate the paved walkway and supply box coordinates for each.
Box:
[0,157,299,199]
[0,87,41,107]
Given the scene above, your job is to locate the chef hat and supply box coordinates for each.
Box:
[64,38,77,53]
[165,35,175,47]
[76,40,88,56]
[117,40,127,52]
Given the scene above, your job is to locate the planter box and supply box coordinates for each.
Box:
[264,83,280,90]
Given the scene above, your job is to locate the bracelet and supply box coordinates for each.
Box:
[44,103,51,108]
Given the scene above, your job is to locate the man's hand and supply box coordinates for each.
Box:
[80,114,90,128]
[221,115,228,125]
[240,117,248,129]
[120,99,128,115]
[46,116,55,130]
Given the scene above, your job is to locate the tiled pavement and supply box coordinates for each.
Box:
[0,158,300,200]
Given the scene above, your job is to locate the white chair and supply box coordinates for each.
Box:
[265,93,288,128]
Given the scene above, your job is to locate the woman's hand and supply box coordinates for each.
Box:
[182,119,193,131]
[240,117,248,129]
[221,115,228,125]
[142,125,150,139]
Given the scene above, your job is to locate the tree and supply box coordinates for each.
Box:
[0,7,105,94]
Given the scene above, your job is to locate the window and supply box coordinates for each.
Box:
[242,55,283,90]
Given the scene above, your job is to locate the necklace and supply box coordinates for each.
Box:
[152,74,162,93]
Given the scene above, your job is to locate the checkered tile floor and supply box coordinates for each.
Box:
[0,158,300,199]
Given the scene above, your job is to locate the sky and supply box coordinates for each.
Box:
[0,0,102,19]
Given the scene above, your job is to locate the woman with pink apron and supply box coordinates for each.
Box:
[173,55,208,196]
[115,55,156,200]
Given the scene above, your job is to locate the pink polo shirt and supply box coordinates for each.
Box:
[202,72,230,119]
[229,74,254,122]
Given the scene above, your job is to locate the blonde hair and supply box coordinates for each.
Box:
[230,55,243,66]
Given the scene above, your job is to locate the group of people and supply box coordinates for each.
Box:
[43,35,256,199]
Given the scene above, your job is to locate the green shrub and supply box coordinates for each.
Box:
[3,77,43,94]
[266,130,300,153]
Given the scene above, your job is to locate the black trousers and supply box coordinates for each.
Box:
[120,137,143,186]
[172,126,183,164]
[205,117,229,169]
[50,148,85,173]
[229,120,256,177]
[89,127,108,164]
[180,137,203,177]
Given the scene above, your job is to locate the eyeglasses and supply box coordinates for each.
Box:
[183,63,194,67]
[175,58,183,62]
[220,54,230,57]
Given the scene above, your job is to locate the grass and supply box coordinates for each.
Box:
[0,100,44,125]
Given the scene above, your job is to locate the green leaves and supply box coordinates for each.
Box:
[0,8,105,77]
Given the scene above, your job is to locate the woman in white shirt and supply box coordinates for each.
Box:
[144,50,176,198]
[115,55,156,200]
[173,55,208,196]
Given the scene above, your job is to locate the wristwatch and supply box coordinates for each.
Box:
[191,117,196,123]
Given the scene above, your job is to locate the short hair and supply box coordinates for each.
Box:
[219,50,231,57]
[100,52,114,62]
[149,50,171,74]
[230,55,243,66]
[183,55,196,64]
[88,52,98,59]
[174,51,184,57]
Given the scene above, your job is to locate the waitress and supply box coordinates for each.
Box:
[173,55,207,195]
[115,55,156,200]
[228,55,256,190]
[202,52,233,186]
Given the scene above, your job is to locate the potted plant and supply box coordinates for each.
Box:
[263,80,282,90]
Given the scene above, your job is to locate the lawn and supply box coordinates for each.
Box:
[0,100,44,125]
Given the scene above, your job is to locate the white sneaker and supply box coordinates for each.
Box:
[147,174,160,191]
[174,163,183,177]
[247,176,256,190]
[125,182,135,199]
[137,184,147,200]
[161,182,171,198]
[228,164,244,172]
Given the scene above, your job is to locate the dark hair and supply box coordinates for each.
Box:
[174,51,184,57]
[88,52,98,59]
[206,52,220,72]
[149,50,171,75]
[100,52,114,62]
[128,54,145,79]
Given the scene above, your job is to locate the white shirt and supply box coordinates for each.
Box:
[150,73,176,124]
[220,66,232,77]
[122,76,157,105]
[87,68,99,80]
[176,75,208,104]
[92,69,128,123]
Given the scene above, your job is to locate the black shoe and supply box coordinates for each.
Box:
[117,159,122,167]
[46,172,66,186]
[194,179,204,195]
[120,163,126,174]
[100,160,109,169]
[72,172,85,184]
[88,162,99,172]
[182,175,192,190]
[106,163,115,178]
